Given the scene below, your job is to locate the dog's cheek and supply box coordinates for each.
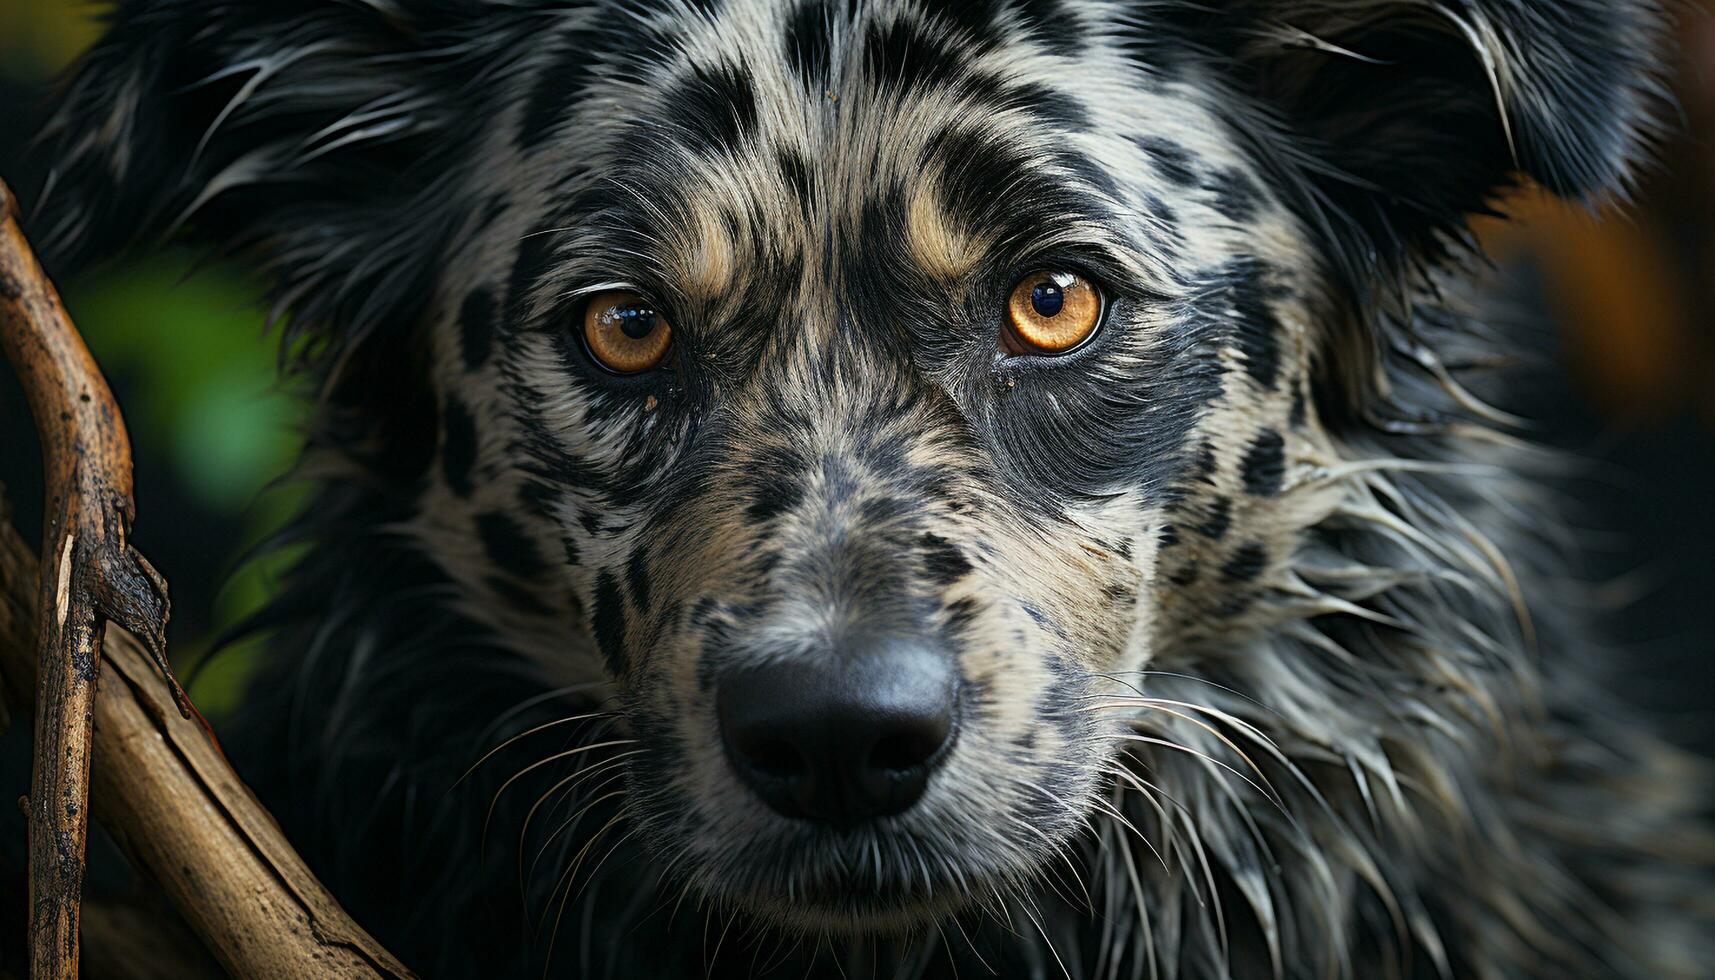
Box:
[951,498,1158,808]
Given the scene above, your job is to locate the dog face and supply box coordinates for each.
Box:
[450,5,1312,929]
[40,0,1661,942]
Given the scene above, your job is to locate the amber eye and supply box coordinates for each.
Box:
[582,290,673,373]
[1004,271,1102,353]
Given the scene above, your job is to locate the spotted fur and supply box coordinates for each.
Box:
[29,1,1714,977]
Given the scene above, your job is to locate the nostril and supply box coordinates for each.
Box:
[868,728,945,774]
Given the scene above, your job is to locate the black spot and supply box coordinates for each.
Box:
[857,496,912,527]
[517,478,556,521]
[926,125,1006,214]
[1220,542,1268,583]
[745,469,806,522]
[777,147,814,219]
[1041,651,1075,683]
[440,397,476,497]
[1110,1,1208,78]
[1240,429,1285,497]
[865,18,960,100]
[689,595,723,629]
[593,571,628,676]
[505,226,560,330]
[1167,561,1200,587]
[921,0,1006,52]
[1052,148,1121,199]
[1189,441,1218,483]
[579,510,604,535]
[1226,263,1284,388]
[1158,524,1179,548]
[1194,497,1232,540]
[487,575,553,616]
[625,547,652,613]
[1137,136,1198,187]
[784,0,834,86]
[515,34,599,153]
[476,512,548,577]
[751,549,781,579]
[920,533,973,587]
[527,445,609,501]
[662,61,759,155]
[561,535,582,567]
[1143,192,1180,233]
[457,287,495,370]
[1289,382,1308,428]
[943,596,982,640]
[1206,167,1264,223]
[965,74,1089,131]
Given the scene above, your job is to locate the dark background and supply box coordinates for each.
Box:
[0,0,1711,940]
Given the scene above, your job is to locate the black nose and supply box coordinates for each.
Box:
[717,636,959,825]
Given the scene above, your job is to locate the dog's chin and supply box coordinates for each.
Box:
[681,826,1029,938]
[720,873,979,937]
[643,750,1103,938]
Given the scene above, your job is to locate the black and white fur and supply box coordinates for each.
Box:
[28,1,1715,976]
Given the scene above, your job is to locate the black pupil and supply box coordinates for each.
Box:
[616,305,657,340]
[1030,281,1064,318]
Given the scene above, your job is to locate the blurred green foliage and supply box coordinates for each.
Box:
[4,1,303,718]
[66,262,298,512]
[0,2,100,85]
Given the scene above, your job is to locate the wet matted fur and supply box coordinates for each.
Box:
[27,1,1715,977]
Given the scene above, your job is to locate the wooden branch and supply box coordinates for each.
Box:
[0,176,414,977]
[0,178,187,979]
[0,495,416,978]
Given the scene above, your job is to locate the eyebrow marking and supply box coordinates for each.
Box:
[907,181,982,281]
[680,198,736,299]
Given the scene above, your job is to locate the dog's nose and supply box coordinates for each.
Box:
[716,635,958,825]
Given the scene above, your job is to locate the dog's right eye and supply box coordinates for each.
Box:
[583,290,674,374]
[1003,271,1103,354]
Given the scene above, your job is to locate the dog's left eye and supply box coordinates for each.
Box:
[583,290,674,374]
[1004,271,1103,354]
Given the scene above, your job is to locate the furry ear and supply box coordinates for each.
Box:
[1137,1,1666,412]
[29,0,521,368]
[1152,0,1666,276]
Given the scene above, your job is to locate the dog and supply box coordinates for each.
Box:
[30,1,1714,976]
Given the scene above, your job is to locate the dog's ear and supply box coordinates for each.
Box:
[1150,0,1665,277]
[29,0,523,366]
[1142,1,1665,408]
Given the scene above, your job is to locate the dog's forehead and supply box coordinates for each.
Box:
[517,0,1204,319]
